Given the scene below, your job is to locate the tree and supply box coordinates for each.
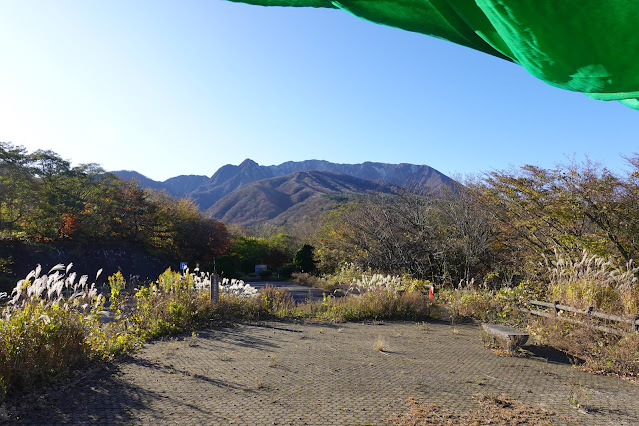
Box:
[471,158,639,278]
[294,244,317,273]
[314,187,503,285]
[316,192,444,279]
[0,142,36,233]
[437,186,497,285]
[215,254,238,278]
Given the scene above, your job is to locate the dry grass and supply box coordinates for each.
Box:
[259,285,296,314]
[293,289,438,322]
[387,394,568,425]
[529,317,639,377]
[291,272,340,292]
[524,250,639,377]
[438,286,530,324]
[547,250,639,316]
[375,336,385,351]
[0,264,121,400]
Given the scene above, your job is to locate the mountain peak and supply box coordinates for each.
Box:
[239,158,259,168]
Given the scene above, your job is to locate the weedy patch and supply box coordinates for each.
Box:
[386,394,572,425]
[530,316,639,377]
[216,353,233,362]
[268,356,279,368]
[567,381,596,413]
[547,250,639,316]
[187,332,199,347]
[0,264,118,400]
[0,263,442,403]
[439,285,531,325]
[0,265,267,402]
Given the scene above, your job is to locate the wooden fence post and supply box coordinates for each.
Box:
[211,274,219,303]
[553,301,559,316]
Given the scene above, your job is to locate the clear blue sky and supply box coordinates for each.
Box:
[1,1,637,181]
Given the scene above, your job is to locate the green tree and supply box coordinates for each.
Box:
[0,142,36,234]
[294,244,317,273]
[215,254,238,278]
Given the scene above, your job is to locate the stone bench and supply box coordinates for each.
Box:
[481,323,529,353]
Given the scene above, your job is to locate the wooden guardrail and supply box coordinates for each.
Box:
[521,300,639,336]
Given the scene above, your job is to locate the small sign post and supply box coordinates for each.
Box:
[211,274,220,303]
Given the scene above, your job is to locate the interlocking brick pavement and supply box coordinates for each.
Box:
[10,321,639,425]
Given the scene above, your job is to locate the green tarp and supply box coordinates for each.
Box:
[227,0,639,110]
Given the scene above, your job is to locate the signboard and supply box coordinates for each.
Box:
[180,262,188,271]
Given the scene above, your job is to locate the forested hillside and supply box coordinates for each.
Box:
[205,170,398,226]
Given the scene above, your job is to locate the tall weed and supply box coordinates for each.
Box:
[0,264,110,399]
[547,250,639,315]
[321,263,433,295]
[293,289,437,322]
[439,285,532,324]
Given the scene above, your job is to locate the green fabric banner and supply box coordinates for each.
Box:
[227,0,639,110]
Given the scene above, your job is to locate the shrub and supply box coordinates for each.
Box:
[132,270,211,339]
[0,264,273,401]
[439,285,531,324]
[519,251,639,377]
[211,294,270,322]
[259,285,295,315]
[0,303,89,394]
[130,270,261,340]
[528,316,639,376]
[321,263,433,295]
[276,263,299,279]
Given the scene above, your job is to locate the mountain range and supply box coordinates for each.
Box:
[113,159,454,227]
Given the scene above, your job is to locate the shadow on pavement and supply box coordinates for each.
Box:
[522,344,584,366]
[7,364,149,424]
[254,320,343,332]
[201,326,282,351]
[7,325,282,424]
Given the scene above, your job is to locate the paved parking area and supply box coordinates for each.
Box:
[10,321,639,425]
[250,281,327,303]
